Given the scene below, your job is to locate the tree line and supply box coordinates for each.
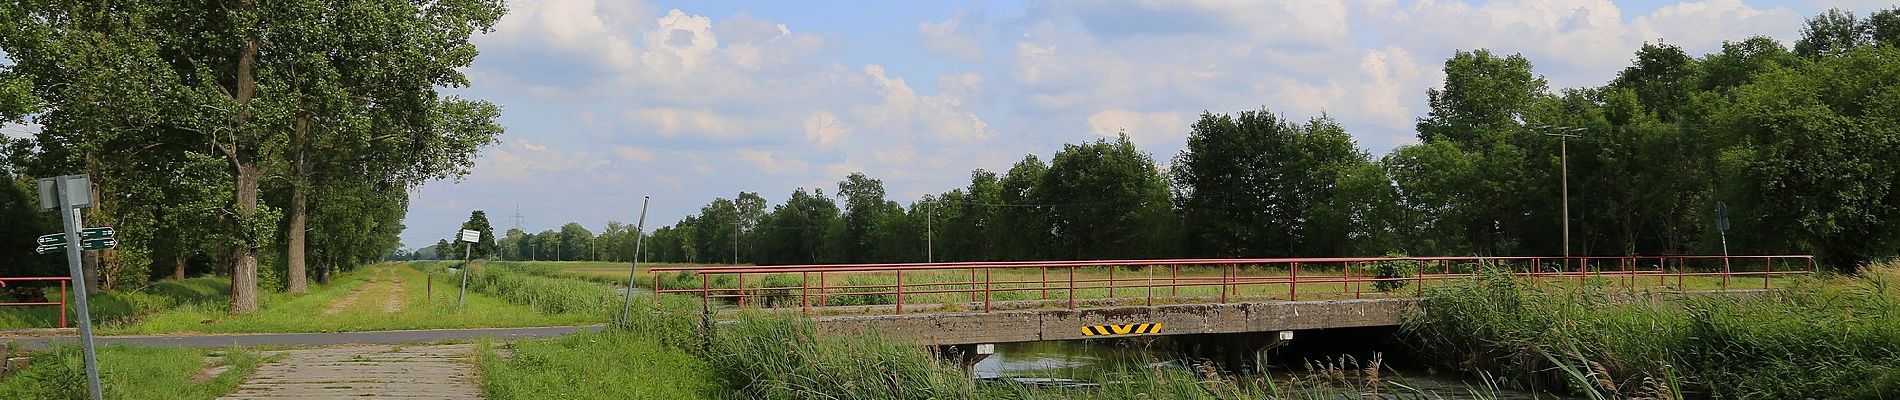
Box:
[583,8,1895,273]
[0,1,507,314]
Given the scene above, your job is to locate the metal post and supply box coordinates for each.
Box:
[57,188,103,400]
[1719,231,1732,290]
[458,242,470,308]
[927,202,933,263]
[619,196,650,327]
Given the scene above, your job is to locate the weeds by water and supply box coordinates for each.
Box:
[1406,260,1900,399]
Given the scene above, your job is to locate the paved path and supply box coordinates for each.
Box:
[217,344,482,399]
[2,325,602,350]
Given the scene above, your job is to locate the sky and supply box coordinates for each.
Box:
[15,1,1886,249]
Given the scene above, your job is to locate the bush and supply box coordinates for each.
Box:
[1368,253,1414,293]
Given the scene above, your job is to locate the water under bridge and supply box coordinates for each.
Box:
[649,255,1813,349]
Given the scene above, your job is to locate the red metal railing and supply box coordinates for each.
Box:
[0,276,71,328]
[648,255,1816,316]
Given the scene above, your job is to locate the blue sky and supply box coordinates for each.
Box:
[380,0,1885,248]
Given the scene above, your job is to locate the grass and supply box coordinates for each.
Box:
[104,263,600,334]
[477,332,718,399]
[1404,260,1900,399]
[0,345,261,399]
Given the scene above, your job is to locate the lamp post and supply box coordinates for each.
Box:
[1536,125,1587,259]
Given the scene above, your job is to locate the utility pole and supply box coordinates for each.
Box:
[731,201,740,265]
[619,196,650,327]
[927,200,934,263]
[1540,125,1585,258]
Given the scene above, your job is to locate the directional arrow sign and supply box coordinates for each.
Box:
[38,233,63,245]
[81,238,115,251]
[81,227,113,240]
[35,243,63,254]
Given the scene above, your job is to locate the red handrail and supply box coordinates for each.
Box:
[0,276,71,328]
[649,255,1817,316]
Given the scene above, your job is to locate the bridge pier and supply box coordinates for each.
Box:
[1171,330,1292,373]
[932,343,995,380]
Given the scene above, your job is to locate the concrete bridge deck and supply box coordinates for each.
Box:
[812,298,1414,345]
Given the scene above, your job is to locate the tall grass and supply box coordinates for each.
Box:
[0,345,260,399]
[419,261,621,318]
[1406,261,1900,398]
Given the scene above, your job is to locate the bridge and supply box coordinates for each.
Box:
[649,255,1812,369]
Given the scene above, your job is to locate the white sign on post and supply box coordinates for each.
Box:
[455,229,479,309]
[458,229,479,243]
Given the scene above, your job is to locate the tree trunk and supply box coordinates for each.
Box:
[173,255,186,280]
[227,34,261,315]
[230,161,261,314]
[286,113,310,294]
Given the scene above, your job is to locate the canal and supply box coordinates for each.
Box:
[971,327,1557,399]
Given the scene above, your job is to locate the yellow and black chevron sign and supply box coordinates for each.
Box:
[1080,323,1162,336]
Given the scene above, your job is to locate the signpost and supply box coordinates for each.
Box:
[1717,201,1732,288]
[35,228,116,254]
[456,229,479,308]
[37,174,104,400]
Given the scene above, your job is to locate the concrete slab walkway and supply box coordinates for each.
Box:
[218,344,482,399]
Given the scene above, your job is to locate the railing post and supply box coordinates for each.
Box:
[1220,264,1230,303]
[60,280,69,329]
[1765,257,1773,290]
[984,269,992,313]
[1146,264,1154,307]
[1068,267,1077,309]
[1170,265,1178,297]
[652,270,661,306]
[1041,267,1049,300]
[737,273,747,309]
[970,269,978,303]
[1415,261,1424,297]
[1107,265,1116,299]
[701,274,711,315]
[895,270,905,314]
[819,271,829,307]
[801,272,810,316]
[1676,257,1685,293]
[1291,262,1301,301]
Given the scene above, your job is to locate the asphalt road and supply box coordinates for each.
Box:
[1,325,604,350]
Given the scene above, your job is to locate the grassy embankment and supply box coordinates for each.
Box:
[2,262,603,334]
[1406,261,1897,399]
[0,345,261,400]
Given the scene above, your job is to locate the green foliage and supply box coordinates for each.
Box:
[460,211,499,259]
[460,261,619,317]
[1040,133,1178,259]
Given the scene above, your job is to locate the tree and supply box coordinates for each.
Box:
[1795,8,1866,58]
[558,223,593,261]
[837,173,897,263]
[759,188,839,264]
[1720,46,1900,271]
[1173,110,1372,257]
[460,211,498,259]
[996,156,1052,260]
[1039,133,1177,259]
[0,0,505,312]
[434,239,453,260]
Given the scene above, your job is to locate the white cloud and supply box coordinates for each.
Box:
[1086,109,1185,147]
[853,65,996,144]
[802,110,850,147]
[479,140,611,182]
[919,14,986,61]
[736,149,811,174]
[611,146,655,163]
